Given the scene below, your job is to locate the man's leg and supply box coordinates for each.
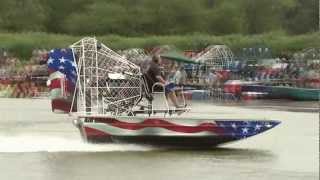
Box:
[165,83,185,108]
[167,91,178,107]
[175,87,184,102]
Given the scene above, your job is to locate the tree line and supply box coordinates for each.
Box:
[0,0,318,36]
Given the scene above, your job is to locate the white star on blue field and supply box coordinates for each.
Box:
[47,48,77,86]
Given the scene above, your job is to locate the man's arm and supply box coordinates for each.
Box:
[156,75,167,84]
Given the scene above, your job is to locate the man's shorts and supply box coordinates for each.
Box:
[165,82,176,94]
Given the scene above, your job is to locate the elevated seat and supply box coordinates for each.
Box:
[139,74,189,116]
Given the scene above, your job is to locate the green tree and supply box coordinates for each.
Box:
[284,0,318,34]
[0,0,46,32]
[241,0,296,34]
[42,0,91,33]
[62,1,128,35]
[205,1,246,35]
[0,0,317,35]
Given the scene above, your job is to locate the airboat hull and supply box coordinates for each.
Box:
[75,116,280,147]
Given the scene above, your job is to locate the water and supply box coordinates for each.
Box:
[0,98,318,180]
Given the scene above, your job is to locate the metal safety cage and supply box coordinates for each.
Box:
[193,45,234,71]
[293,48,320,63]
[119,48,149,65]
[70,37,143,116]
[191,45,234,87]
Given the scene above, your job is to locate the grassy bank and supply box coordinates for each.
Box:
[0,32,319,60]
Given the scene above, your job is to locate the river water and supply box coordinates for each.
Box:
[0,98,318,180]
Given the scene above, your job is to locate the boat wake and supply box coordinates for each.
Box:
[0,135,154,153]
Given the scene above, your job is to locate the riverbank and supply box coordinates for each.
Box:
[1,32,319,60]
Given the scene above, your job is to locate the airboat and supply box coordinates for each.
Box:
[49,37,280,147]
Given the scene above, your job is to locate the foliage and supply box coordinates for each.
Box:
[1,32,319,60]
[0,0,318,35]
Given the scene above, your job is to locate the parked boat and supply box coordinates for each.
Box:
[270,86,320,101]
[241,84,320,101]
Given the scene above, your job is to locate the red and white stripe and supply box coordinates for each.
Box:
[81,117,224,137]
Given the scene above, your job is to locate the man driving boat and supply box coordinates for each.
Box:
[145,54,184,108]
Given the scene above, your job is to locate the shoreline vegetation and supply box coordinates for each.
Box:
[1,32,320,60]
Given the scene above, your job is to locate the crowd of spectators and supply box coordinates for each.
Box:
[1,47,320,98]
[0,81,48,98]
[0,49,48,98]
[230,57,320,88]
